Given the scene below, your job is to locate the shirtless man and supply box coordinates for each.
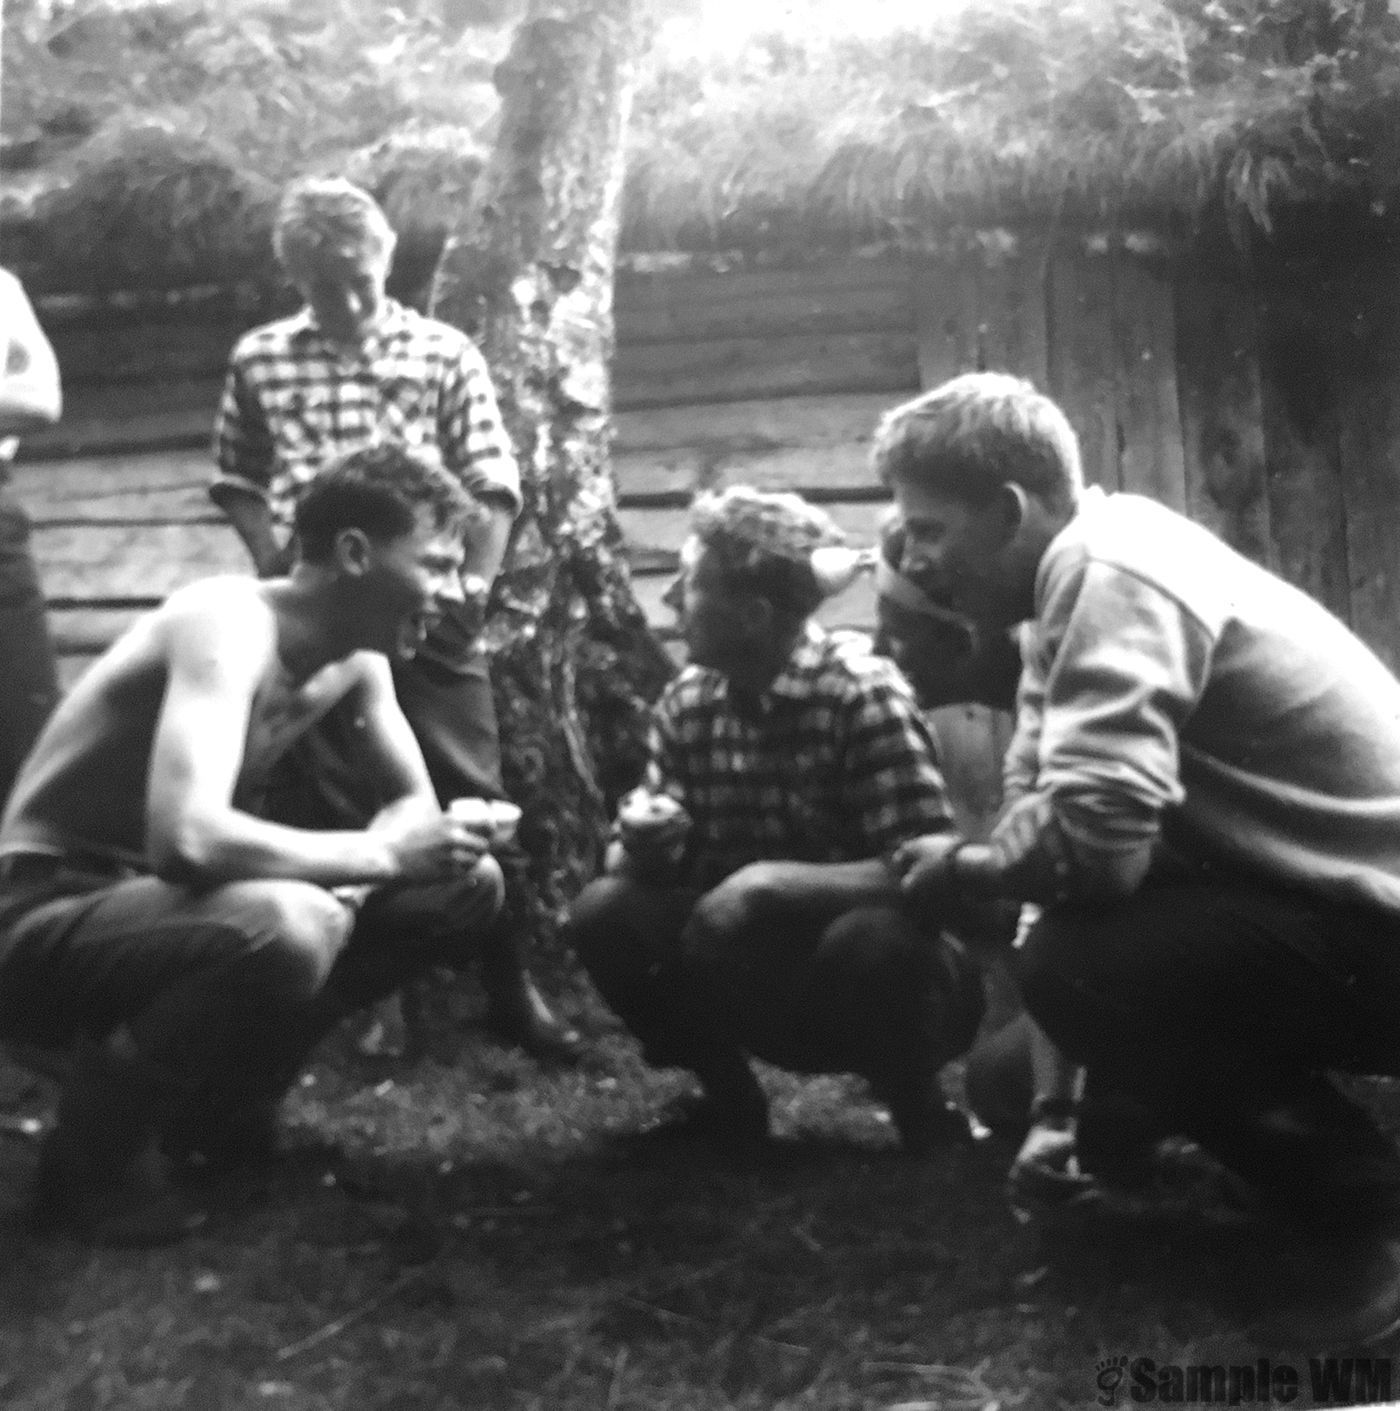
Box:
[0,442,505,1245]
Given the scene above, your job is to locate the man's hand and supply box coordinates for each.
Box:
[889,832,964,909]
[374,809,490,882]
[1007,1121,1096,1220]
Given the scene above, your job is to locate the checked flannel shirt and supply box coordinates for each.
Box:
[211,297,522,536]
[647,623,954,890]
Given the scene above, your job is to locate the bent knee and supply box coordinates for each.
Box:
[815,906,923,974]
[221,880,353,991]
[565,875,643,964]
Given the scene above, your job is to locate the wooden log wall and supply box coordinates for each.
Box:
[18,240,1400,840]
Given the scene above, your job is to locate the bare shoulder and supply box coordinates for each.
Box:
[155,577,277,668]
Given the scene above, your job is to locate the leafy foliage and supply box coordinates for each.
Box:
[0,0,504,287]
[623,0,1400,248]
[4,0,1400,288]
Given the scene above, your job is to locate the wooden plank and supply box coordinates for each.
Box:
[612,330,920,411]
[612,391,894,501]
[1175,277,1274,568]
[612,442,879,503]
[1256,281,1352,627]
[973,240,1050,386]
[15,437,887,524]
[911,253,979,390]
[18,378,225,460]
[50,606,147,655]
[1046,251,1119,491]
[31,522,248,600]
[1334,273,1400,672]
[613,391,893,455]
[1112,254,1187,511]
[615,269,914,344]
[12,450,215,523]
[615,258,911,314]
[46,319,245,387]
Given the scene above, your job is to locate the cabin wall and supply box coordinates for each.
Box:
[19,242,1400,839]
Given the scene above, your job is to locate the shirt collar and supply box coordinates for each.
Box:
[289,297,409,349]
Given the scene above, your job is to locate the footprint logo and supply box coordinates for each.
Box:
[1095,1354,1129,1408]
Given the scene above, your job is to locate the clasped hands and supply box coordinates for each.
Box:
[887,831,979,909]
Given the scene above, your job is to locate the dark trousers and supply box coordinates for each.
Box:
[0,858,503,1121]
[567,873,984,1096]
[1016,876,1400,1230]
[0,490,59,807]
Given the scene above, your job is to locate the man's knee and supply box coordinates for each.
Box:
[220,880,353,995]
[565,874,647,970]
[815,907,985,1056]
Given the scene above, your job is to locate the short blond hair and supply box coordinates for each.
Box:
[273,177,396,270]
[873,372,1082,516]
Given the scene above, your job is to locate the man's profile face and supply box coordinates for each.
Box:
[286,240,392,348]
[888,474,1018,630]
[665,537,760,676]
[359,513,466,659]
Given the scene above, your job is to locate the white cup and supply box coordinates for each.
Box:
[449,798,522,847]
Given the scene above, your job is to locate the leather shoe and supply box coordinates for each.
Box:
[485,978,585,1066]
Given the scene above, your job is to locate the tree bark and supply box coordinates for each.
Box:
[430,0,672,938]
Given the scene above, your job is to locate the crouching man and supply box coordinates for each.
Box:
[882,372,1400,1347]
[566,487,984,1156]
[0,443,505,1245]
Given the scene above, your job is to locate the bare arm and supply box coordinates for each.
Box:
[143,591,479,886]
[0,270,61,434]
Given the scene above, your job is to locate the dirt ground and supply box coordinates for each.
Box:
[0,986,1396,1411]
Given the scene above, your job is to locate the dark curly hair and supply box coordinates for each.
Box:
[295,442,482,562]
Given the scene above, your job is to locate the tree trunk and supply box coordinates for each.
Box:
[430,0,672,940]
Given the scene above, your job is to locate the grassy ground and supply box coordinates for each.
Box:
[0,979,1394,1411]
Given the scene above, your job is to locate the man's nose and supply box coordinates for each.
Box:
[437,571,467,604]
[901,539,939,579]
[661,575,684,613]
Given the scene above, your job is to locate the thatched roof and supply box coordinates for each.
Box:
[4,0,1400,292]
[619,0,1400,253]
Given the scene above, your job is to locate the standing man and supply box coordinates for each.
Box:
[566,487,985,1156]
[211,177,578,1062]
[881,371,1400,1345]
[0,269,63,805]
[0,444,506,1244]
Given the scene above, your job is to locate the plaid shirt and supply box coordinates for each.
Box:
[649,624,953,888]
[212,299,521,535]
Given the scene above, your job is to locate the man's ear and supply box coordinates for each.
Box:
[994,481,1030,547]
[332,527,374,578]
